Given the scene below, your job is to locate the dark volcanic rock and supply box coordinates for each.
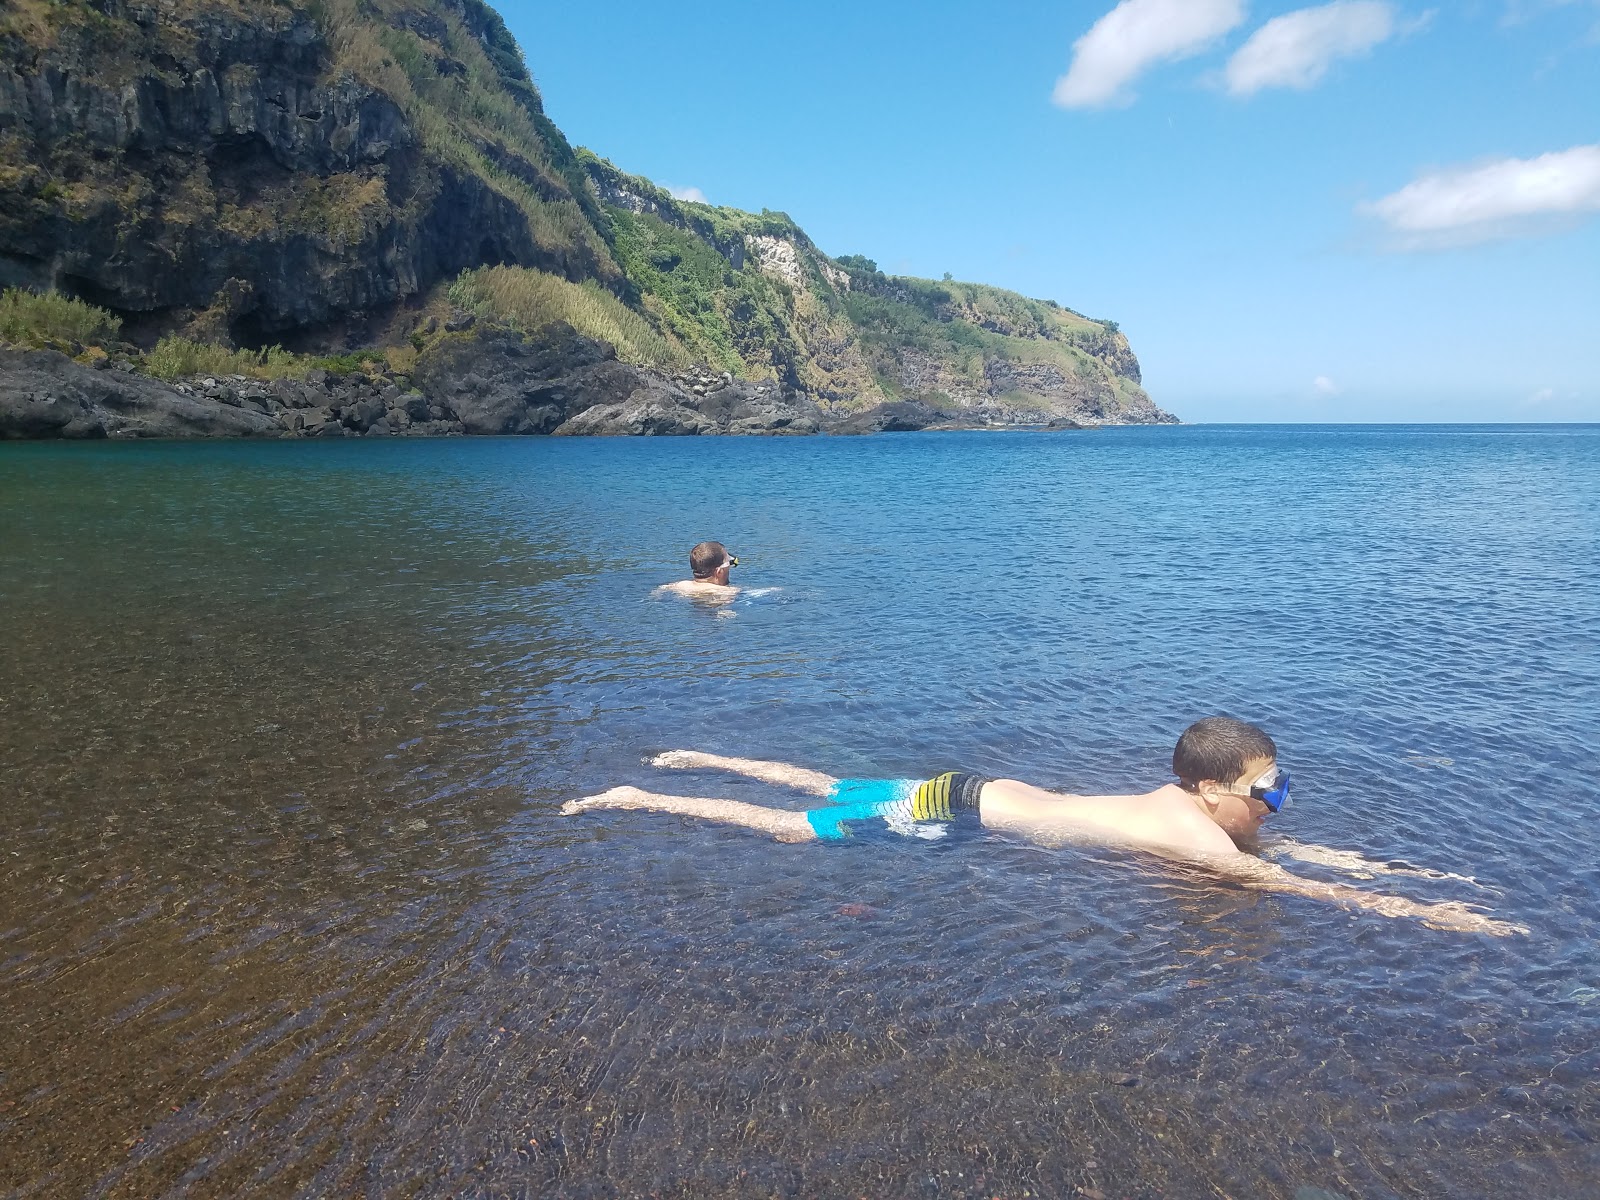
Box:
[828,400,946,435]
[690,382,822,435]
[414,321,829,436]
[412,323,612,435]
[0,349,280,438]
[553,393,718,436]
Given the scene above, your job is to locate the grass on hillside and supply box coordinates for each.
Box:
[141,338,383,381]
[448,266,689,369]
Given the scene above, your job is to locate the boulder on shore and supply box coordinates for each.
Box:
[0,349,281,439]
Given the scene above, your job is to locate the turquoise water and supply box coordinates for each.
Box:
[2,426,1598,1198]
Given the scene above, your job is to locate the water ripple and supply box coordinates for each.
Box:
[1,428,1597,1197]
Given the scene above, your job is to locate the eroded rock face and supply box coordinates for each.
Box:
[0,3,608,339]
[413,322,825,436]
[412,323,606,434]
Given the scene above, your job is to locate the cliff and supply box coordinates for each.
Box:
[0,0,1177,432]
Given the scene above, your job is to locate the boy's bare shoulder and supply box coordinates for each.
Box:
[656,581,740,598]
[981,780,1235,857]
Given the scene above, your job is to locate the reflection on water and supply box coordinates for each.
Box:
[3,430,1599,1198]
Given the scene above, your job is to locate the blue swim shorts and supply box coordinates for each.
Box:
[804,772,991,841]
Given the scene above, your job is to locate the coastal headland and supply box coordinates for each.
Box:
[0,0,1177,436]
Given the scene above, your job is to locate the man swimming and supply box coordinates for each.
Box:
[562,716,1525,937]
[655,540,740,603]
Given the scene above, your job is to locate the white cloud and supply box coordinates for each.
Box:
[1526,387,1556,405]
[666,185,708,204]
[1363,143,1600,244]
[1052,0,1246,109]
[1313,375,1341,396]
[1225,2,1396,95]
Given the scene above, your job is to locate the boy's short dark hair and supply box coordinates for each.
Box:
[1173,717,1277,791]
[689,540,729,579]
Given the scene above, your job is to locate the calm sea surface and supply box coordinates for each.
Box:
[2,426,1598,1199]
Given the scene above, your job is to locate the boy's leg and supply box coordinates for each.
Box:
[647,751,839,797]
[562,786,818,842]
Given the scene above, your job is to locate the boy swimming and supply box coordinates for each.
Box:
[654,540,740,602]
[563,716,1525,937]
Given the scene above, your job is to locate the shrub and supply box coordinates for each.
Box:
[145,337,286,380]
[0,287,122,348]
[835,255,879,275]
[141,338,357,382]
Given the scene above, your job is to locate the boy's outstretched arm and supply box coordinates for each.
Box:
[1264,838,1496,890]
[1196,851,1528,937]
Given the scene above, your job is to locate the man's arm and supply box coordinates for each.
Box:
[1196,851,1527,936]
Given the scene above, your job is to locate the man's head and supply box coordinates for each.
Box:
[689,540,737,584]
[1173,716,1284,838]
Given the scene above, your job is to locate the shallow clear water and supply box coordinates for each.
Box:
[2,427,1598,1199]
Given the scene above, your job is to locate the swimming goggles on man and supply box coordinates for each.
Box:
[723,554,740,569]
[1250,767,1291,813]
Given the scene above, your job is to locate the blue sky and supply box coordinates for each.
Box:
[503,1,1598,422]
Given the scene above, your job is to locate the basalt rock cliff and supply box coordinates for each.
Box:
[0,0,1177,433]
[0,0,615,343]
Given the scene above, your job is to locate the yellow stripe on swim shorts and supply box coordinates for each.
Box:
[909,772,957,822]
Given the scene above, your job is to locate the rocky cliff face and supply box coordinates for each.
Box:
[0,0,614,342]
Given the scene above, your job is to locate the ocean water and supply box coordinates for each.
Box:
[2,425,1598,1199]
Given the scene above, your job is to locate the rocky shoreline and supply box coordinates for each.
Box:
[0,320,1177,441]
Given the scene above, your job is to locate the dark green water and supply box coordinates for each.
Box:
[3,431,1598,1199]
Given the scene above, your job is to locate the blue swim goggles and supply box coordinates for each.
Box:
[1250,768,1291,813]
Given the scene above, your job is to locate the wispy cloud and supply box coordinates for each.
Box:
[1503,0,1600,25]
[666,185,708,204]
[1363,143,1600,246]
[1052,0,1246,109]
[1313,375,1341,396]
[1225,2,1397,95]
[1502,0,1600,44]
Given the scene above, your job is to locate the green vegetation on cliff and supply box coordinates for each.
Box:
[0,288,121,350]
[447,266,685,370]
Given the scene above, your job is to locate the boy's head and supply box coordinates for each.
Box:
[1174,716,1282,838]
[689,541,735,582]
[1173,716,1277,790]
